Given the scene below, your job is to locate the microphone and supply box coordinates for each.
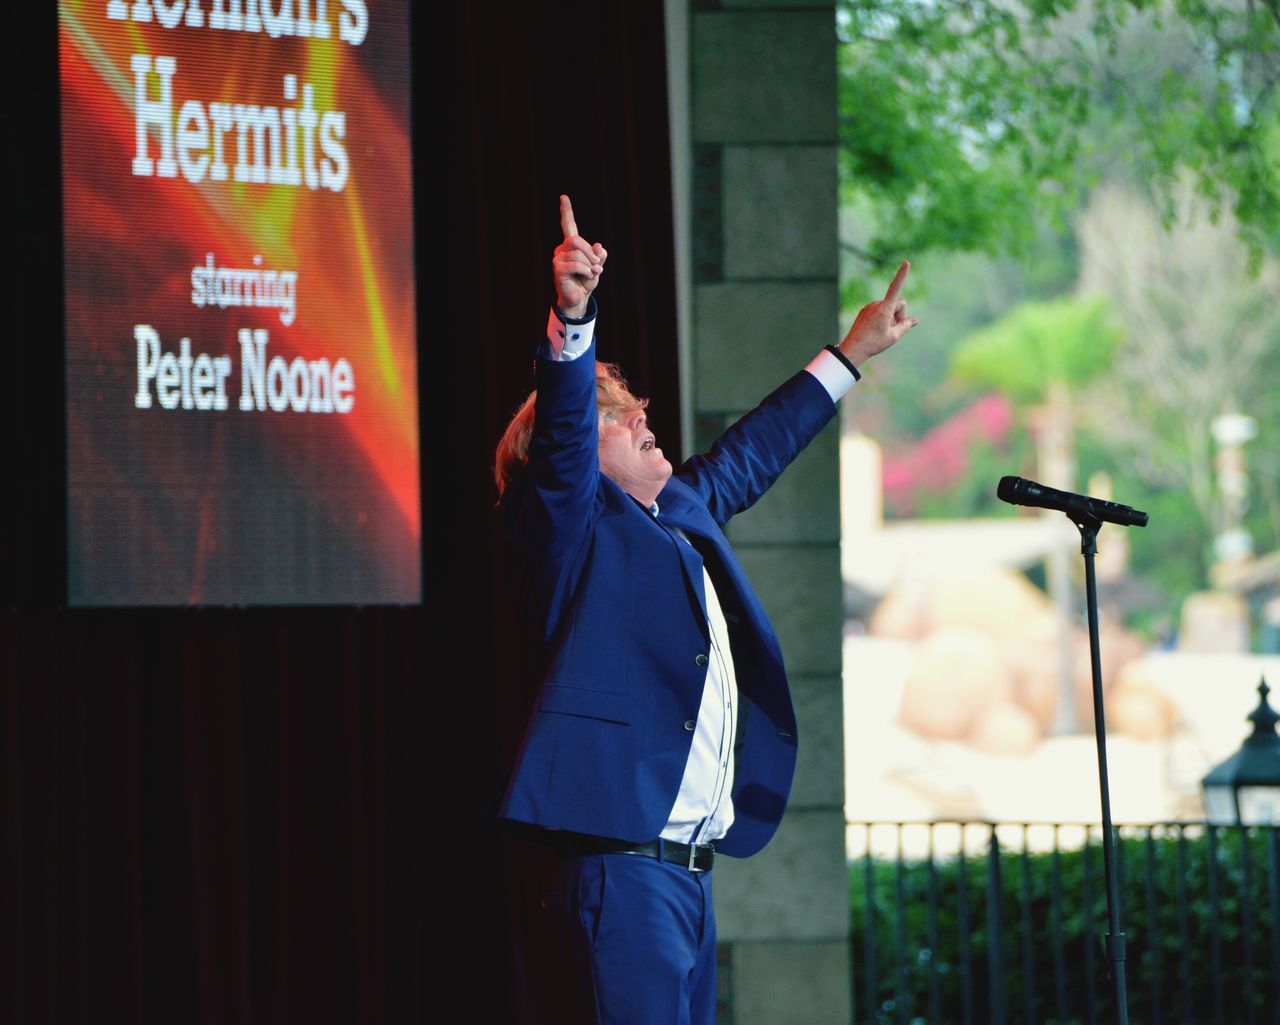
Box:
[997,476,1149,528]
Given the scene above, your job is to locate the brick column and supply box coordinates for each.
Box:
[668,3,851,1022]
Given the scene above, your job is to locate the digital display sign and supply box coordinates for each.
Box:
[59,0,419,604]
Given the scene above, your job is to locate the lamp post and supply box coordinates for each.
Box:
[1202,677,1280,825]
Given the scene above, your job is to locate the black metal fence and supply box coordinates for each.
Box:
[850,821,1280,1025]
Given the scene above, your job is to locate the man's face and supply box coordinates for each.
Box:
[598,408,672,503]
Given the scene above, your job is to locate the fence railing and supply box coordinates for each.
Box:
[849,821,1280,1025]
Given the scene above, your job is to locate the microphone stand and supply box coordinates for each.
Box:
[1072,511,1129,1025]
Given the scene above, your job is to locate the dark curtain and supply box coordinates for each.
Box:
[2,3,678,1022]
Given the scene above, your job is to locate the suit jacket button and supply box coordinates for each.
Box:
[695,653,708,666]
[683,720,696,731]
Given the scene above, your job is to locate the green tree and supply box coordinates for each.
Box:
[1074,181,1280,609]
[944,293,1122,519]
[949,295,1122,402]
[838,0,1280,302]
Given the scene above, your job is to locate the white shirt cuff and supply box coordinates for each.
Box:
[805,348,859,402]
[541,306,596,361]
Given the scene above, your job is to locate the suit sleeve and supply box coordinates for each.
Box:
[675,369,837,526]
[504,333,602,561]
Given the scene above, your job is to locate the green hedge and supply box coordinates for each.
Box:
[849,826,1280,1025]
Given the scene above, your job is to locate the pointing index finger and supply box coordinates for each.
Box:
[559,194,578,241]
[884,260,910,303]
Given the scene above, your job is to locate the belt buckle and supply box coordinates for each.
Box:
[688,842,711,873]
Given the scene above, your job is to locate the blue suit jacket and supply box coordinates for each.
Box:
[499,337,837,858]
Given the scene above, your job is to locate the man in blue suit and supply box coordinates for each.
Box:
[494,196,917,1025]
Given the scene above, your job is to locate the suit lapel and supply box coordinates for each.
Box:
[616,484,709,623]
[657,480,722,555]
[656,482,726,621]
[659,479,766,643]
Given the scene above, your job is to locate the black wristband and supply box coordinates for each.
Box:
[554,294,597,325]
[824,344,861,381]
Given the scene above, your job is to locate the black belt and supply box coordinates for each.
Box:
[553,832,716,873]
[620,838,716,873]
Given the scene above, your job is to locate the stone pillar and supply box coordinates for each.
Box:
[669,3,850,1022]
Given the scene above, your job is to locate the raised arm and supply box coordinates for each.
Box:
[507,197,610,558]
[677,261,919,523]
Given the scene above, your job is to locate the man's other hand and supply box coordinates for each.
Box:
[552,194,607,319]
[837,261,919,367]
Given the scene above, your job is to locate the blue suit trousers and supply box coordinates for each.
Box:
[560,852,717,1025]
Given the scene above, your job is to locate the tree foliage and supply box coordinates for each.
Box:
[1077,181,1280,546]
[949,294,1122,402]
[838,0,1280,302]
[839,0,1280,631]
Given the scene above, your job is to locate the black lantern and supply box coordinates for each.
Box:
[1202,677,1280,825]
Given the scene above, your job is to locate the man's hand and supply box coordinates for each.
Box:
[552,195,607,319]
[838,261,919,367]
